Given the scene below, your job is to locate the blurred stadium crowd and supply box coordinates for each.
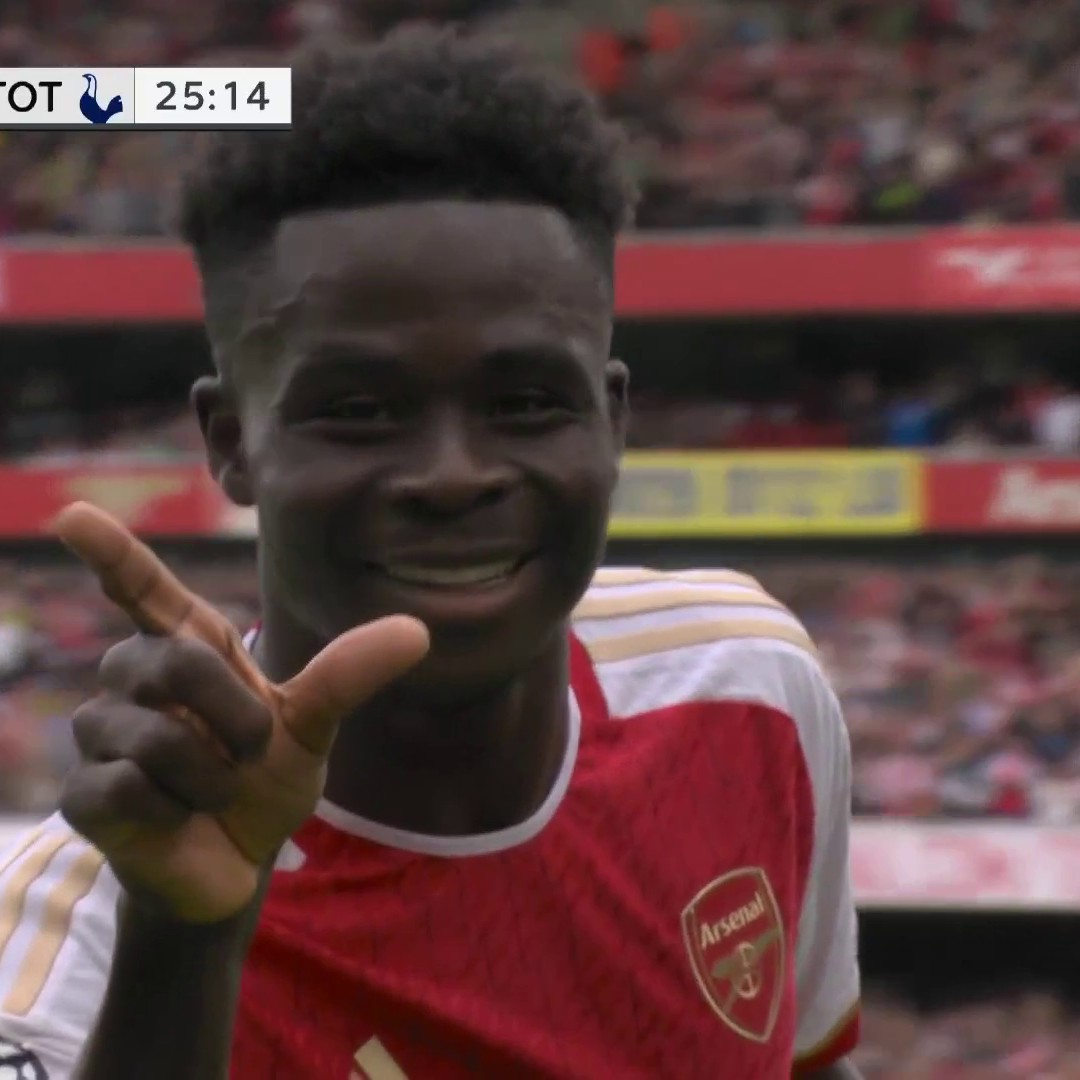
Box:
[0,551,1077,824]
[6,360,1080,459]
[857,988,1080,1078]
[2,1,1078,1069]
[5,0,1080,232]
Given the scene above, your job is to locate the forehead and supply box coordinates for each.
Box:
[235,200,610,369]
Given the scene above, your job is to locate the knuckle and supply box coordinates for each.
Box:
[60,760,187,839]
[128,716,236,811]
[104,760,153,814]
[58,777,93,833]
[97,635,144,691]
[157,636,220,695]
[71,700,105,754]
[59,766,113,835]
[117,637,200,705]
[100,633,180,701]
[126,720,178,769]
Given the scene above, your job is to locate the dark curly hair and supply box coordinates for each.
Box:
[177,25,636,335]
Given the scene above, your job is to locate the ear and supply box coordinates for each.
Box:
[604,359,630,456]
[191,375,254,507]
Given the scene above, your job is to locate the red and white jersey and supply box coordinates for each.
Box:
[0,567,859,1079]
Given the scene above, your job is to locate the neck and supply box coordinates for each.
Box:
[254,609,572,837]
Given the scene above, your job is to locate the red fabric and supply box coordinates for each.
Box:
[230,644,820,1077]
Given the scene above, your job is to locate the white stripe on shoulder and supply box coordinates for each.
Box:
[588,566,762,590]
[574,567,820,718]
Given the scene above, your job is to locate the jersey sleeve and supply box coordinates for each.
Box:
[790,666,860,1073]
[576,568,861,1069]
[0,813,118,1079]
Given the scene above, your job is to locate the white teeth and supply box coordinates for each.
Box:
[382,562,517,587]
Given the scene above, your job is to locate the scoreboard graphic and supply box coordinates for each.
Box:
[0,68,291,129]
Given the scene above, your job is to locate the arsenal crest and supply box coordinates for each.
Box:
[680,867,785,1043]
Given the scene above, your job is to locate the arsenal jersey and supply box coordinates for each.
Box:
[0,567,860,1079]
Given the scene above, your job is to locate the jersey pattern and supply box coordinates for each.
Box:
[231,568,859,1079]
[0,567,859,1080]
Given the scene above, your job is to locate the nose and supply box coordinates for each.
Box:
[388,412,513,517]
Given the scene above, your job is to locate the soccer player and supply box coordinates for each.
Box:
[0,27,861,1080]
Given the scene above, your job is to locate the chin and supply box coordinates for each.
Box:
[405,614,567,703]
[388,650,517,708]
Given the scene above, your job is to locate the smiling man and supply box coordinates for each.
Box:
[0,27,860,1080]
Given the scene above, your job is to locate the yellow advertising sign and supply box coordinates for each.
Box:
[609,452,922,537]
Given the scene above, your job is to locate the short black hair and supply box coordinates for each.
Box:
[177,25,636,335]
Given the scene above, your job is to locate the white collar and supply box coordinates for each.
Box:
[244,628,580,857]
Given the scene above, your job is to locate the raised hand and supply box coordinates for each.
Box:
[53,502,429,924]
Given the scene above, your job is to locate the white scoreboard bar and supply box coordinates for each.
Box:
[0,68,291,129]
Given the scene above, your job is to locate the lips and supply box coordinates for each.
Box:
[366,551,534,590]
[377,560,519,588]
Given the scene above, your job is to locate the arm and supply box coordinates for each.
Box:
[75,900,259,1080]
[0,816,116,1079]
[0,812,268,1080]
[803,1063,863,1080]
[788,654,862,1076]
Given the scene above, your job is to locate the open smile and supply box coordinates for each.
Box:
[366,554,536,591]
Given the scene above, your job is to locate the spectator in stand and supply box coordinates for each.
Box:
[3,359,1080,458]
[884,386,940,447]
[1028,378,1080,454]
[7,0,1080,232]
[0,550,1075,820]
[856,987,1080,1078]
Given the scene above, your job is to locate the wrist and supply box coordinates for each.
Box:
[117,855,276,950]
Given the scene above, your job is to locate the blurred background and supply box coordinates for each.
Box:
[2,0,1080,1075]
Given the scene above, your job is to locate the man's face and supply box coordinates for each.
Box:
[198,200,626,701]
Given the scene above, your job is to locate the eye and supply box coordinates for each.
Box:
[490,389,566,420]
[318,396,393,423]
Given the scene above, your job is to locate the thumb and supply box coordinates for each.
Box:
[274,616,429,755]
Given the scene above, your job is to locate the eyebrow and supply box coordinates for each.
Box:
[476,345,586,379]
[276,339,590,403]
[272,346,403,406]
[297,339,402,367]
[295,339,585,372]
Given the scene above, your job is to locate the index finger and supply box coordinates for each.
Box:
[53,502,240,659]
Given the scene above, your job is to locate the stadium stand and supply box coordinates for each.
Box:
[4,0,1080,233]
[0,2,1077,1073]
[0,551,1077,823]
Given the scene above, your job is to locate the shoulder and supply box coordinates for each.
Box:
[0,812,115,931]
[0,813,118,1070]
[574,566,826,716]
[0,812,118,984]
[572,567,847,787]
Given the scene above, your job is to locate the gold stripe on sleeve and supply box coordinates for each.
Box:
[590,568,762,590]
[575,586,788,622]
[0,832,71,962]
[3,846,106,1016]
[0,826,47,880]
[584,617,816,665]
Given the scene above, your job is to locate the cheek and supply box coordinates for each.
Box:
[248,425,373,511]
[247,438,346,577]
[539,426,619,505]
[531,430,616,552]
